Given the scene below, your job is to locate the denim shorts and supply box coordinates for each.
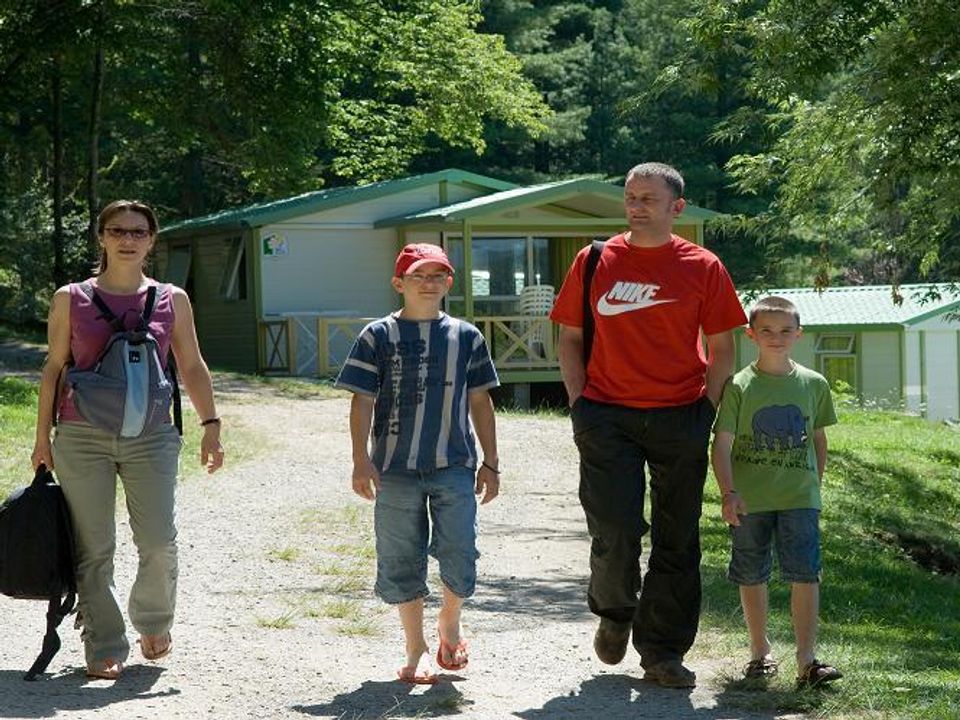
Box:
[728,508,821,585]
[373,465,478,604]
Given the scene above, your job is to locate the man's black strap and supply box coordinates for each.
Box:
[581,240,606,365]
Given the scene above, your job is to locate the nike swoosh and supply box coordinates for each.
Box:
[596,295,677,316]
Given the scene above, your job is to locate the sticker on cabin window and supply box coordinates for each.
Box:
[262,234,288,257]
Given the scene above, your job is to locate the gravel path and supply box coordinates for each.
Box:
[0,379,804,719]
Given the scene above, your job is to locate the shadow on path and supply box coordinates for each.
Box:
[515,673,788,720]
[0,665,175,718]
[293,676,470,719]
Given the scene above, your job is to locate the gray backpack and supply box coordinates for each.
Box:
[65,282,182,437]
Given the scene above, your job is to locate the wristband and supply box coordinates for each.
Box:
[481,461,500,475]
[722,490,738,498]
[200,417,221,427]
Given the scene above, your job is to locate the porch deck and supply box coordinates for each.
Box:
[257,315,561,384]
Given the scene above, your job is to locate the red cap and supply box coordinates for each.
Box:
[394,243,454,277]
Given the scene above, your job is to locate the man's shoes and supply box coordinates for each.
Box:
[593,618,631,665]
[644,659,696,688]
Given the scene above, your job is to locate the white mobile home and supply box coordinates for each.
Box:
[735,286,960,421]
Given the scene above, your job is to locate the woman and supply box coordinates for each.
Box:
[31,200,224,680]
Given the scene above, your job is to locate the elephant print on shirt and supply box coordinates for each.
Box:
[752,404,807,451]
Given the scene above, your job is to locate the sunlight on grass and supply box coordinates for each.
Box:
[267,547,301,563]
[255,610,298,629]
[212,370,348,400]
[318,599,362,621]
[0,377,38,496]
[701,405,960,719]
[336,617,379,637]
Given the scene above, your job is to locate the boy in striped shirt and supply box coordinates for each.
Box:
[335,243,501,684]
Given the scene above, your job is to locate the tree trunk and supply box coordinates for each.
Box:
[87,35,104,255]
[50,54,66,288]
[180,33,205,216]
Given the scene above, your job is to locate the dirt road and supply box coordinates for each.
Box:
[0,381,801,719]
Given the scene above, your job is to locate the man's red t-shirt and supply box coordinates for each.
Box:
[550,233,746,408]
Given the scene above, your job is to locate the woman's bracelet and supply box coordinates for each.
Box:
[722,490,738,498]
[200,417,221,427]
[481,461,500,475]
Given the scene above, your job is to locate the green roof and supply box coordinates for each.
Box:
[375,177,721,227]
[747,284,960,327]
[159,169,515,237]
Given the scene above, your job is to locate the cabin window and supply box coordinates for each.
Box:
[220,237,247,301]
[165,245,192,287]
[445,236,554,316]
[815,334,856,390]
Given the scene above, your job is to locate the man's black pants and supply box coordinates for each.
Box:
[571,395,715,667]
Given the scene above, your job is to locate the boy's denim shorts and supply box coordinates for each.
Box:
[728,508,821,585]
[373,465,479,605]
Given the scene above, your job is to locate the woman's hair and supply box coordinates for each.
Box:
[95,200,159,275]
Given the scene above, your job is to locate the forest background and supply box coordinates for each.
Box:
[1,0,957,325]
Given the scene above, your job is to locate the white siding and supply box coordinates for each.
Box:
[903,331,923,414]
[259,226,397,316]
[860,331,902,408]
[923,330,960,421]
[913,313,960,331]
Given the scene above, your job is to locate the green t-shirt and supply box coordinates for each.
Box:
[714,362,837,512]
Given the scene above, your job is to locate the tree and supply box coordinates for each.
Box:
[0,0,549,321]
[685,0,960,286]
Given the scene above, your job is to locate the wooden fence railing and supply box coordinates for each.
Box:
[257,315,559,375]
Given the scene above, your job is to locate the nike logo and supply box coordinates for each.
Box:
[596,281,677,316]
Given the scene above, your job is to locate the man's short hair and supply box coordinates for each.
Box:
[749,296,801,327]
[626,162,685,199]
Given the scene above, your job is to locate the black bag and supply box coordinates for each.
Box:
[0,464,78,680]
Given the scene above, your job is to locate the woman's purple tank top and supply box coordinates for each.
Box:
[58,279,176,423]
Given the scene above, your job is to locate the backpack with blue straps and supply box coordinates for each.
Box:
[65,281,181,437]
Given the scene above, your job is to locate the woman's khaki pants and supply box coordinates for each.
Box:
[52,421,180,665]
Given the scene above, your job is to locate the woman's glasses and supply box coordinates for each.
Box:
[104,226,152,240]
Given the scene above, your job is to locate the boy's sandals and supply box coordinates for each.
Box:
[743,657,779,679]
[139,632,173,661]
[397,651,438,685]
[436,628,469,672]
[86,658,124,680]
[796,659,843,688]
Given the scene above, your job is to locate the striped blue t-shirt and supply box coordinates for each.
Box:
[335,312,499,473]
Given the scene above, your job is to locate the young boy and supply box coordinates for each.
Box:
[711,295,842,688]
[335,243,501,684]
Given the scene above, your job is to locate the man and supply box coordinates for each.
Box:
[550,162,746,688]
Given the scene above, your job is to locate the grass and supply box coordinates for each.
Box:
[212,370,348,400]
[267,547,301,562]
[0,377,39,495]
[699,403,960,719]
[255,610,298,629]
